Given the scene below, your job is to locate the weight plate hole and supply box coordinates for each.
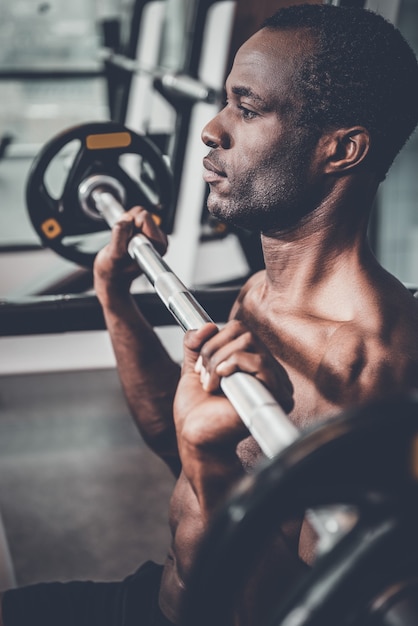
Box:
[44,139,81,200]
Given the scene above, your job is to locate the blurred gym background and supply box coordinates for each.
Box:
[0,0,416,589]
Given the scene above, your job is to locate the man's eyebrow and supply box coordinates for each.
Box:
[231,86,270,109]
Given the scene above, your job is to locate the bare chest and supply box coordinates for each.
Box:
[236,296,337,423]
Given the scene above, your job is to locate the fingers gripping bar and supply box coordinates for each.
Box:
[81,175,356,551]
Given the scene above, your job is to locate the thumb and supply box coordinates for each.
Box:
[109,218,135,258]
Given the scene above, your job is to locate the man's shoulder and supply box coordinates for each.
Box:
[319,313,418,402]
[239,270,266,294]
[229,270,266,318]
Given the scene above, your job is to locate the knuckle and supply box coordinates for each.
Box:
[222,354,239,372]
[253,354,264,370]
[129,205,146,215]
[114,216,131,229]
[199,344,208,361]
[241,330,254,348]
[199,343,213,363]
[227,319,245,335]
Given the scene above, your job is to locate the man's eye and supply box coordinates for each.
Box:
[238,105,257,120]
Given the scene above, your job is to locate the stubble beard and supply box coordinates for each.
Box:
[207,153,314,234]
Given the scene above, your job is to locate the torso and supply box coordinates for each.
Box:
[159,269,418,622]
[159,473,205,623]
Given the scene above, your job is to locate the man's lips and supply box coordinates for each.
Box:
[203,157,226,183]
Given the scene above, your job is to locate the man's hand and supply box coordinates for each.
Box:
[93,206,168,297]
[191,319,293,412]
[175,323,248,452]
[173,321,294,517]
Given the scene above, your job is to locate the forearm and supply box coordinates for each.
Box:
[92,208,183,470]
[99,284,181,473]
[180,436,245,520]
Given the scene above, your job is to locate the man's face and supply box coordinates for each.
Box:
[201,27,320,233]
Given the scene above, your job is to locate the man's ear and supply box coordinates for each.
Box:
[323,127,371,174]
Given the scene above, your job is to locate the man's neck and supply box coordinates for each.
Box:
[259,182,378,319]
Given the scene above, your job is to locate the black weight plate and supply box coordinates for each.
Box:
[183,393,418,626]
[26,121,174,268]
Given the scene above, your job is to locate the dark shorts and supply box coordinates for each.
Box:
[2,561,175,626]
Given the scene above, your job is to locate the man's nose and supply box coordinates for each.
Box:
[201,112,230,149]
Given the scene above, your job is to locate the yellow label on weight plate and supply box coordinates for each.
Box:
[86,132,132,150]
[41,218,62,239]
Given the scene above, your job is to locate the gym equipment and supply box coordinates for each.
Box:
[0,287,240,337]
[101,49,220,104]
[26,121,174,268]
[183,393,418,626]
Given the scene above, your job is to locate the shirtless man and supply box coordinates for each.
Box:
[1,4,418,626]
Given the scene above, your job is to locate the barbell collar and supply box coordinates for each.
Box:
[79,174,126,222]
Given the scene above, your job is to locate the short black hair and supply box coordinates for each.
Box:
[263,4,418,180]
